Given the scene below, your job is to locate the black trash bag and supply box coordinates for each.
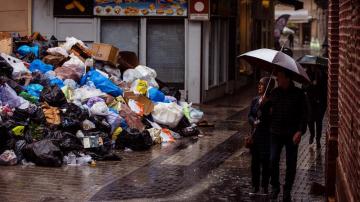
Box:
[160,86,181,101]
[59,132,83,153]
[40,85,67,107]
[45,130,64,140]
[88,151,122,161]
[179,126,200,137]
[61,117,81,133]
[0,55,13,78]
[0,121,15,153]
[28,105,46,124]
[61,103,89,121]
[25,123,48,142]
[12,108,30,122]
[173,116,191,131]
[0,76,24,94]
[15,140,26,163]
[89,116,112,134]
[117,128,153,151]
[31,71,50,86]
[22,139,63,167]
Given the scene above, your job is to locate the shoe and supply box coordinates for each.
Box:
[283,190,292,202]
[249,187,259,197]
[270,188,280,200]
[262,186,269,194]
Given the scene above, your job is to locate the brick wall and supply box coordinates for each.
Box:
[325,0,339,198]
[327,0,360,201]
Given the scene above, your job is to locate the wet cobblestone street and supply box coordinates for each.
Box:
[0,86,325,202]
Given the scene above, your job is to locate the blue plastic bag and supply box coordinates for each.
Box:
[25,84,44,98]
[148,87,165,102]
[80,69,123,97]
[17,45,39,57]
[29,59,53,73]
[50,77,64,88]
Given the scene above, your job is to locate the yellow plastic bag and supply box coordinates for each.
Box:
[12,126,25,136]
[131,79,148,95]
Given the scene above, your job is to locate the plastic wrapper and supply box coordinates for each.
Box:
[147,128,162,144]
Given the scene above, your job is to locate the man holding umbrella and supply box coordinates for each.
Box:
[239,49,309,202]
[268,70,308,201]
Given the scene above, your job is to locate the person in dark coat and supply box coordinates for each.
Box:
[304,65,328,148]
[269,70,308,202]
[248,77,275,195]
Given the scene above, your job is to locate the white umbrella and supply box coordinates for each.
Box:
[238,48,310,84]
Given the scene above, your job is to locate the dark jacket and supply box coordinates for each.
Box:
[269,84,308,136]
[248,96,272,156]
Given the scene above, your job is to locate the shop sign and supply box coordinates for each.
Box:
[189,0,209,21]
[54,0,94,17]
[94,0,188,17]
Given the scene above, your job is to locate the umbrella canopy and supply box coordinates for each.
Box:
[283,26,295,35]
[238,48,310,84]
[297,55,328,67]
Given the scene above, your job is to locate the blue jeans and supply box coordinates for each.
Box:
[270,134,299,191]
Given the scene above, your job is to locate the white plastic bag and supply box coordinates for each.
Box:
[151,102,183,128]
[61,37,87,51]
[62,53,85,76]
[90,102,109,116]
[73,86,107,103]
[135,65,157,80]
[47,47,69,57]
[123,69,142,83]
[0,53,30,79]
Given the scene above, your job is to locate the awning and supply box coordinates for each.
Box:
[275,9,311,23]
[278,0,304,10]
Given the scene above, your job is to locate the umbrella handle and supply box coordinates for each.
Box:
[260,69,274,102]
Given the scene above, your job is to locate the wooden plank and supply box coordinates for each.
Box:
[0,11,28,32]
[0,0,28,11]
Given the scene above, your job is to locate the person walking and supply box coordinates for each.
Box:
[305,65,328,148]
[269,70,308,202]
[248,77,275,196]
[288,34,294,48]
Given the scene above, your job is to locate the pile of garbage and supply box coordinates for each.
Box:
[0,32,204,167]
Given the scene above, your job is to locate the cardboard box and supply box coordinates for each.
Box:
[91,43,119,66]
[0,32,12,55]
[124,91,155,116]
[70,43,93,62]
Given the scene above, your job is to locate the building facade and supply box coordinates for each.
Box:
[326,0,360,201]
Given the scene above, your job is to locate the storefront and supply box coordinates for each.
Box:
[31,0,269,103]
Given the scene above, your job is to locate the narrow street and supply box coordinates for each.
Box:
[0,82,325,202]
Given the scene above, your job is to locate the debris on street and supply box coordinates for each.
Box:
[0,32,204,167]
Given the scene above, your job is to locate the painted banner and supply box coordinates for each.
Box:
[94,0,188,17]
